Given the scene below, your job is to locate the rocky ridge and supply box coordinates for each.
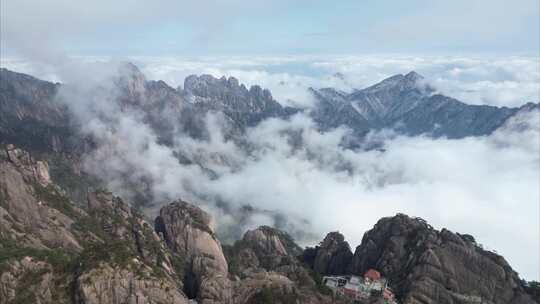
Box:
[302,214,536,304]
[0,144,341,304]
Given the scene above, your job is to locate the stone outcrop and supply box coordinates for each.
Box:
[0,145,190,304]
[348,214,535,304]
[225,226,342,304]
[155,200,231,303]
[0,257,54,304]
[75,264,188,304]
[302,231,353,276]
[0,145,82,251]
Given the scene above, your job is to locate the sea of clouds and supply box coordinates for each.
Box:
[1,55,539,281]
[4,54,538,109]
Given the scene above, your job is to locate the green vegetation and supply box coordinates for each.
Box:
[48,155,103,206]
[222,243,243,277]
[32,182,77,218]
[0,238,75,274]
[77,240,136,271]
[309,270,334,296]
[11,268,50,304]
[0,237,77,304]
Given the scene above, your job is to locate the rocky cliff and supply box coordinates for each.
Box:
[302,231,353,276]
[304,214,536,304]
[350,214,534,304]
[0,144,342,304]
[0,144,190,304]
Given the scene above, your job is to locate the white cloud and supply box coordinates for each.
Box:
[3,55,537,108]
[133,55,539,108]
[2,56,538,280]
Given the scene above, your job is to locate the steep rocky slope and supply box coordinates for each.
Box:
[349,214,534,304]
[302,231,353,276]
[0,144,341,304]
[310,71,525,138]
[0,145,190,304]
[304,215,536,304]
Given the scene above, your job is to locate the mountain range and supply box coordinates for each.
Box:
[2,65,537,154]
[0,64,539,303]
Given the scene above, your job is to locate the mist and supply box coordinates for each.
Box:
[33,59,538,281]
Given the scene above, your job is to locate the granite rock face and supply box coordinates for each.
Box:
[226,225,341,304]
[155,200,231,303]
[75,264,189,304]
[0,145,190,304]
[0,145,82,251]
[303,231,353,276]
[0,68,72,154]
[347,214,535,304]
[0,257,55,304]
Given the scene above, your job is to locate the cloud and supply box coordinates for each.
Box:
[198,111,540,282]
[2,55,538,108]
[1,0,537,55]
[129,55,539,108]
[2,55,538,280]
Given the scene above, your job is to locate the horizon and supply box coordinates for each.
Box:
[2,53,538,110]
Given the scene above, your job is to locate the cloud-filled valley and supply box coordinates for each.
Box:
[4,54,538,110]
[1,1,539,302]
[10,56,536,281]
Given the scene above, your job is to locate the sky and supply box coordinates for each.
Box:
[1,0,539,56]
[1,0,539,281]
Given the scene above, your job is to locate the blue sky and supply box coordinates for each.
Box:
[1,0,539,56]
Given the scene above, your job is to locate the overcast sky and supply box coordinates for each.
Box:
[1,0,539,56]
[1,0,539,281]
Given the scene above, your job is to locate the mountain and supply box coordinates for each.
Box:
[2,66,536,153]
[309,71,530,138]
[0,64,537,219]
[0,144,536,303]
[0,64,538,302]
[183,74,298,126]
[0,144,346,304]
[303,214,536,304]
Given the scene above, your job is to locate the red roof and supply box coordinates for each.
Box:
[364,269,381,281]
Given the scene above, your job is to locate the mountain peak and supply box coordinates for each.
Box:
[184,74,244,94]
[372,71,424,90]
[405,70,423,81]
[117,62,145,80]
